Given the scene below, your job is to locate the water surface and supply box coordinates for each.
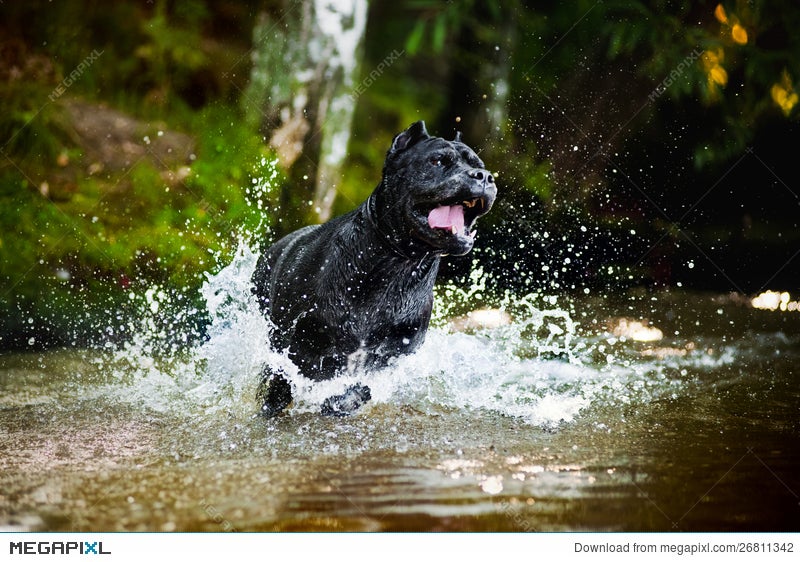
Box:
[1,252,798,531]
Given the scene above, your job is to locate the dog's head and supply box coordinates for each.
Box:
[373,121,497,256]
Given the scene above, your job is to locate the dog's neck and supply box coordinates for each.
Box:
[363,194,439,264]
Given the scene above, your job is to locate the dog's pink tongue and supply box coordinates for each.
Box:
[427,204,465,234]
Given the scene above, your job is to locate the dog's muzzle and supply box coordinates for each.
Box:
[426,168,496,237]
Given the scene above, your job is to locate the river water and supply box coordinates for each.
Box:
[1,245,798,531]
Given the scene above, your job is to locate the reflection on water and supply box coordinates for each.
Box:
[1,250,799,531]
[751,290,800,312]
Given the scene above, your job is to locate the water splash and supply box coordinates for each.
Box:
[89,169,753,429]
[95,237,746,430]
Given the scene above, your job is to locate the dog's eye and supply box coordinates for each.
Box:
[430,155,450,167]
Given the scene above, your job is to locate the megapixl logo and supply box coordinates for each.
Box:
[9,541,111,555]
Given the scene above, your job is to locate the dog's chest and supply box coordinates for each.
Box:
[332,257,438,348]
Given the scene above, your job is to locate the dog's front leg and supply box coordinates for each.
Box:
[256,367,293,418]
[320,383,372,417]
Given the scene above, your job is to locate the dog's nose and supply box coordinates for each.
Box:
[468,168,495,185]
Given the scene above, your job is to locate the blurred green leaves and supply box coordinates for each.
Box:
[1,0,799,343]
[0,99,276,345]
[136,0,209,99]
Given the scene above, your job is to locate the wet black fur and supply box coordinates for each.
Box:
[252,121,496,417]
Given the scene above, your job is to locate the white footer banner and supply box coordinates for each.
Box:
[3,532,797,561]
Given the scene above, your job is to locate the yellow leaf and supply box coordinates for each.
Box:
[771,83,797,116]
[714,4,728,24]
[702,48,724,68]
[771,84,787,105]
[731,23,748,45]
[710,65,728,86]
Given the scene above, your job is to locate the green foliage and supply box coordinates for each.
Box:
[136,0,209,105]
[2,0,800,344]
[183,106,281,255]
[602,0,800,167]
[243,11,303,130]
[403,0,506,55]
[98,104,278,286]
[503,141,554,203]
[0,101,277,345]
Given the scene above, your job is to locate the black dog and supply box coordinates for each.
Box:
[251,121,496,417]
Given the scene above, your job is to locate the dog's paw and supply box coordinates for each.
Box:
[320,383,372,417]
[257,371,293,419]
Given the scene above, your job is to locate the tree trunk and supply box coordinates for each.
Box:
[245,0,367,235]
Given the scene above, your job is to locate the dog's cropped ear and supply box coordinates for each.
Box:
[390,121,430,153]
[454,131,463,143]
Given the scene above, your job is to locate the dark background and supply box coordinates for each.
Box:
[1,0,798,347]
